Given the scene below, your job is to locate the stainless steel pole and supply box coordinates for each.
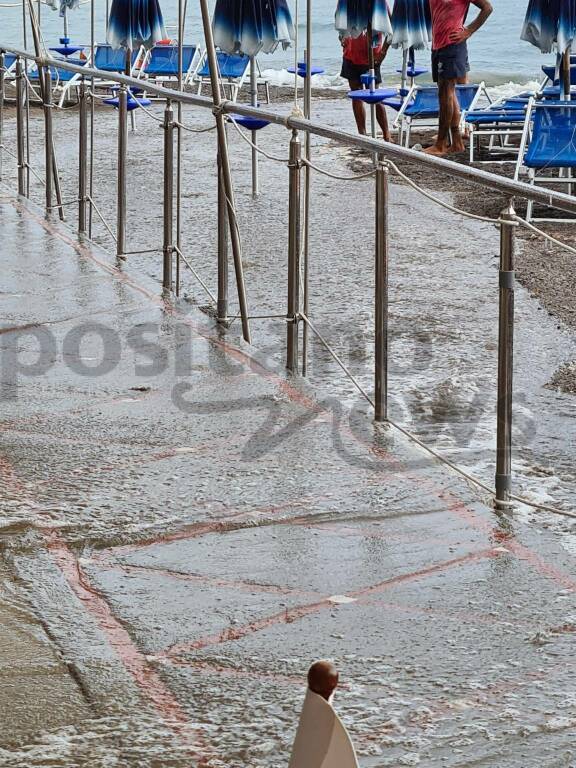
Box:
[163,100,174,292]
[78,79,88,233]
[374,161,389,422]
[250,56,259,198]
[198,0,251,343]
[0,52,4,182]
[495,203,516,508]
[88,0,95,237]
[287,130,302,373]
[43,66,53,212]
[25,0,65,219]
[15,58,26,197]
[116,80,128,256]
[302,0,312,375]
[217,148,229,323]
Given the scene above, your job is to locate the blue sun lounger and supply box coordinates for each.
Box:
[394,84,484,147]
[93,44,141,74]
[515,99,576,222]
[27,57,89,107]
[466,99,529,163]
[139,44,202,85]
[195,51,267,102]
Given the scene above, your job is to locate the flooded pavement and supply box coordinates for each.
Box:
[0,97,575,766]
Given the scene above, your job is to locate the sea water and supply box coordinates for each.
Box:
[0,0,548,87]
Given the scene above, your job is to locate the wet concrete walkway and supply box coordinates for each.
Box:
[1,190,576,766]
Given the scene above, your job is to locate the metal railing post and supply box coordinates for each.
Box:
[15,58,26,197]
[0,51,4,182]
[495,203,516,509]
[78,78,88,233]
[162,99,174,292]
[217,148,229,322]
[375,161,389,422]
[43,66,53,212]
[286,130,302,374]
[116,83,128,257]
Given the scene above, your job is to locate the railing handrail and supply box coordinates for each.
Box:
[2,42,576,215]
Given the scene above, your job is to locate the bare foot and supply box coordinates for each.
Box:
[422,144,449,156]
[447,143,466,154]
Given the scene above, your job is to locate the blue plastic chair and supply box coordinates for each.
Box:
[27,57,89,106]
[195,52,252,101]
[396,84,482,147]
[93,44,140,73]
[141,44,199,83]
[2,53,17,73]
[516,100,576,221]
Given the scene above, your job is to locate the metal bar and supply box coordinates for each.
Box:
[116,81,128,256]
[23,2,65,219]
[88,0,95,237]
[495,203,516,509]
[78,79,88,233]
[4,45,576,214]
[374,161,389,422]
[43,65,52,211]
[0,52,4,182]
[163,100,174,292]
[15,59,26,196]
[250,56,259,198]
[287,130,302,374]
[217,148,229,323]
[302,1,312,376]
[198,0,251,343]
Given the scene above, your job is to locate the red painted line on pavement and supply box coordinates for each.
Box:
[164,548,497,658]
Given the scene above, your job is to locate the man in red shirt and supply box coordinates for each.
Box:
[424,0,492,156]
[340,32,392,140]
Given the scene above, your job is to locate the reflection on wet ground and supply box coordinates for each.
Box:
[0,99,575,766]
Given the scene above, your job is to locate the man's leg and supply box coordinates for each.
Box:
[423,78,456,156]
[348,79,366,135]
[375,104,391,141]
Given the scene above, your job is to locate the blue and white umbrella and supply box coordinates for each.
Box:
[107,0,167,51]
[390,0,431,50]
[335,0,393,39]
[521,0,576,54]
[47,0,80,17]
[213,0,295,57]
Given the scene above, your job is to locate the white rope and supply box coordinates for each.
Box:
[515,215,576,256]
[384,158,506,224]
[175,120,216,134]
[228,116,289,162]
[303,157,377,181]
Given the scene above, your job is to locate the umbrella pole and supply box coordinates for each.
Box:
[400,48,408,93]
[562,48,571,102]
[175,0,186,296]
[63,6,68,39]
[250,56,259,198]
[0,53,4,183]
[199,0,251,343]
[302,0,312,376]
[367,22,376,140]
[88,0,95,237]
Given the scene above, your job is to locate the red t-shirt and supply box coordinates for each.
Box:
[429,0,471,51]
[342,33,384,66]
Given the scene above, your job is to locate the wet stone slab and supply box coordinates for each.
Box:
[0,180,576,767]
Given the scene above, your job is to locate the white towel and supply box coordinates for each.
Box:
[288,690,359,768]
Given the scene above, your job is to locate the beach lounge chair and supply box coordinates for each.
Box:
[93,44,141,75]
[139,43,202,86]
[515,99,576,222]
[466,98,529,163]
[1,53,17,75]
[394,83,485,147]
[195,52,267,102]
[27,57,89,107]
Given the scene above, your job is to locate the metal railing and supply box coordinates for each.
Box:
[1,41,575,513]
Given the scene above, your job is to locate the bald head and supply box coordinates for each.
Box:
[307,661,339,701]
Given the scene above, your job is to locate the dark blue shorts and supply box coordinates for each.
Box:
[431,42,470,82]
[341,58,382,85]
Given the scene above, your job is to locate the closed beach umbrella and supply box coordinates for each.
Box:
[521,0,576,54]
[213,0,295,56]
[521,0,576,97]
[335,0,393,39]
[107,0,167,51]
[390,0,431,50]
